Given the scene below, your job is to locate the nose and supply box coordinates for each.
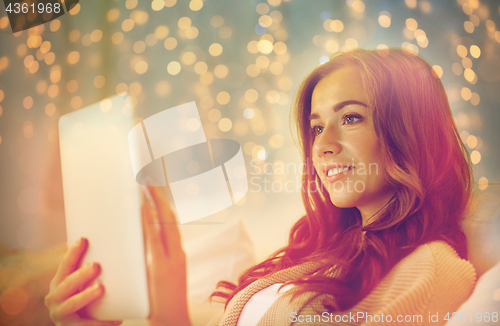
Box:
[312,127,342,158]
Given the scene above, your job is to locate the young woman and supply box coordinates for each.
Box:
[45,48,477,326]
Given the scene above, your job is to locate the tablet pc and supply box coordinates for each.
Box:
[59,94,149,320]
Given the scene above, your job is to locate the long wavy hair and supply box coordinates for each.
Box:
[211,48,473,311]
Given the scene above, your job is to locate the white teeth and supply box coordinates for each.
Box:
[327,166,352,177]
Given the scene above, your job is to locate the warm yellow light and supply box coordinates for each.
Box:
[464,69,475,83]
[257,40,273,54]
[0,17,9,29]
[470,92,480,106]
[107,8,120,22]
[23,96,33,110]
[470,150,481,164]
[185,26,199,39]
[259,15,273,28]
[45,103,56,117]
[462,57,472,69]
[256,3,269,15]
[115,83,128,95]
[154,81,171,97]
[466,135,477,149]
[181,52,197,65]
[464,21,474,34]
[167,61,181,75]
[214,64,228,78]
[200,72,214,85]
[208,109,221,122]
[461,87,472,101]
[50,66,61,83]
[269,134,285,148]
[352,0,365,13]
[456,45,467,58]
[178,17,192,30]
[245,89,259,103]
[164,0,177,7]
[256,56,270,69]
[266,90,280,103]
[218,118,232,132]
[431,65,443,78]
[217,91,230,105]
[164,37,177,50]
[67,80,78,93]
[211,15,224,28]
[189,0,203,11]
[194,62,208,75]
[37,80,47,94]
[125,0,138,9]
[155,25,169,39]
[91,30,103,42]
[69,30,80,42]
[406,18,418,31]
[48,85,59,98]
[122,19,134,32]
[69,3,80,15]
[470,45,481,58]
[209,43,223,56]
[246,64,260,77]
[330,20,344,32]
[405,0,417,9]
[269,62,283,75]
[151,0,164,11]
[135,61,148,74]
[478,177,488,190]
[200,96,213,110]
[378,12,391,28]
[71,96,82,110]
[67,51,80,64]
[247,41,259,54]
[50,20,61,32]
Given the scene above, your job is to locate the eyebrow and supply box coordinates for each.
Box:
[308,100,367,121]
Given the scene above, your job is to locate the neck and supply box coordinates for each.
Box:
[358,189,397,226]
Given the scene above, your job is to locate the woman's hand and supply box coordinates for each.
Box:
[142,186,191,326]
[44,238,123,326]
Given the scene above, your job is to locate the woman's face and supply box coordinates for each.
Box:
[310,66,395,223]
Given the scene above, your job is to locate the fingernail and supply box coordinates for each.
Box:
[88,262,99,271]
[92,283,102,292]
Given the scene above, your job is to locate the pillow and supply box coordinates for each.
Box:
[183,217,257,305]
[443,261,500,326]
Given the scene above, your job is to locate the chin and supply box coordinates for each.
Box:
[327,192,360,209]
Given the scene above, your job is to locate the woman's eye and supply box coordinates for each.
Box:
[342,114,361,125]
[311,125,324,136]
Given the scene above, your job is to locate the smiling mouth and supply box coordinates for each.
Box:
[326,166,355,177]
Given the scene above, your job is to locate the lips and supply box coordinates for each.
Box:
[320,163,355,182]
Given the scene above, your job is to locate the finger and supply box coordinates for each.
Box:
[147,186,183,256]
[142,203,166,258]
[51,238,88,289]
[53,283,105,319]
[49,262,101,303]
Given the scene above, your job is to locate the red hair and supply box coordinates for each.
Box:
[212,48,473,311]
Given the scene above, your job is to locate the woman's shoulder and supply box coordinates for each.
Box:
[384,240,476,293]
[399,240,476,278]
[350,241,477,316]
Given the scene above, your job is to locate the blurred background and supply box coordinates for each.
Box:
[0,0,499,324]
